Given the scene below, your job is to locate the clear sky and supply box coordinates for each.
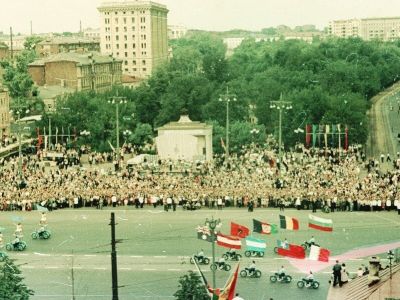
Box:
[1,0,400,34]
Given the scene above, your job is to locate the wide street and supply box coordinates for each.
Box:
[1,207,399,299]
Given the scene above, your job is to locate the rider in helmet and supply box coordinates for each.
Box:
[248,260,256,275]
[197,249,205,262]
[305,271,314,286]
[278,265,286,280]
[229,248,236,258]
[308,236,316,246]
[217,256,226,269]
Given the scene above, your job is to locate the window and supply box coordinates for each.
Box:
[142,60,146,65]
[124,26,127,32]
[124,43,127,49]
[143,68,146,71]
[124,60,128,65]
[133,68,137,71]
[131,17,135,23]
[116,35,119,41]
[115,27,119,32]
[116,44,119,49]
[123,18,127,24]
[141,17,145,23]
[132,43,136,48]
[115,18,118,24]
[133,60,136,65]
[125,52,128,57]
[124,35,127,41]
[116,52,120,56]
[125,68,128,71]
[132,26,135,31]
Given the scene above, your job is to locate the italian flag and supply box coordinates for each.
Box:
[217,233,242,249]
[308,214,333,232]
[279,215,299,230]
[309,245,330,262]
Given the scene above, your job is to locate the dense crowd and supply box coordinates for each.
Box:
[0,144,399,213]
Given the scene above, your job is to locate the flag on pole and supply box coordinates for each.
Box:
[337,124,341,149]
[309,245,330,262]
[196,225,213,242]
[277,244,306,259]
[305,124,311,148]
[193,256,215,297]
[253,219,278,234]
[230,222,249,238]
[308,214,333,232]
[279,215,299,230]
[218,264,240,300]
[245,236,266,252]
[216,233,242,249]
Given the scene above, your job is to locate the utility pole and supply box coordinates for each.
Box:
[270,94,292,167]
[219,87,236,160]
[110,212,119,300]
[108,93,127,171]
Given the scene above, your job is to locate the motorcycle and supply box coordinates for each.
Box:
[296,278,320,289]
[240,268,262,278]
[190,255,210,265]
[210,262,232,271]
[222,251,242,261]
[31,229,52,240]
[5,241,27,251]
[0,251,8,262]
[301,241,319,250]
[269,273,292,283]
[244,250,264,257]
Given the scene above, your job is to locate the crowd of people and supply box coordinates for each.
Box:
[0,143,399,214]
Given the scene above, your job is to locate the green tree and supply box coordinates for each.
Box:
[131,123,153,148]
[174,271,209,300]
[0,258,34,299]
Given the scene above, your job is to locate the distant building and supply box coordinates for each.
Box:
[329,17,400,41]
[36,37,100,57]
[28,52,122,96]
[168,25,187,40]
[2,35,26,52]
[83,28,101,40]
[284,31,324,43]
[0,86,10,140]
[98,1,169,79]
[156,114,213,161]
[0,42,8,59]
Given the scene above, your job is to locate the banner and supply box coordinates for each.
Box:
[305,124,311,148]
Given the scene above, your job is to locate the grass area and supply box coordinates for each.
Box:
[1,207,399,299]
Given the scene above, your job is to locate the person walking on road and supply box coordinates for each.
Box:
[333,260,342,287]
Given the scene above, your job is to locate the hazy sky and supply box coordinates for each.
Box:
[1,0,400,34]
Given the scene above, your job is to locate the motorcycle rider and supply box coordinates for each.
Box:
[40,212,47,226]
[248,260,256,276]
[14,223,23,238]
[228,248,237,259]
[308,236,316,246]
[277,265,286,280]
[217,256,226,269]
[197,249,205,262]
[304,271,314,286]
[12,234,20,247]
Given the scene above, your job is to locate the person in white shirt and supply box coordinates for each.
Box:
[233,293,244,300]
[305,271,314,285]
[278,266,286,279]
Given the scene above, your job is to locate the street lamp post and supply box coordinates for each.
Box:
[270,94,292,166]
[205,217,221,297]
[108,94,127,171]
[219,87,236,160]
[387,250,394,279]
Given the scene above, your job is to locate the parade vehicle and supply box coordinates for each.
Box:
[0,251,7,262]
[222,251,242,261]
[269,273,293,283]
[240,267,262,278]
[301,241,319,250]
[245,250,264,257]
[5,240,27,251]
[190,255,210,265]
[31,228,51,240]
[210,262,232,271]
[296,278,320,289]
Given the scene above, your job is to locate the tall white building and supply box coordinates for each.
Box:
[98,1,168,79]
[329,17,400,41]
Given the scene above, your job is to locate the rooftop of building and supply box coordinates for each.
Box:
[98,0,168,11]
[38,37,100,45]
[38,85,75,99]
[29,52,122,67]
[157,115,212,131]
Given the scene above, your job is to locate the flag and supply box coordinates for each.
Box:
[305,124,311,148]
[308,214,333,232]
[253,219,278,234]
[245,236,266,252]
[221,137,226,151]
[230,222,249,238]
[218,264,240,300]
[193,256,215,297]
[277,244,306,259]
[279,215,299,230]
[216,233,242,249]
[309,245,330,262]
[197,225,213,242]
[312,124,317,147]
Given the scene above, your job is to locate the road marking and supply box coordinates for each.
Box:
[130,255,143,258]
[154,256,167,258]
[120,267,131,271]
[45,266,59,269]
[167,269,182,271]
[21,266,34,269]
[93,267,106,270]
[62,254,73,257]
[349,258,363,261]
[34,252,50,256]
[273,258,286,260]
[74,267,83,269]
[84,255,97,257]
[143,268,157,271]
[17,253,28,256]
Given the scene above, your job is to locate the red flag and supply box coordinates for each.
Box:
[344,126,348,150]
[219,264,240,300]
[217,233,242,249]
[230,222,249,238]
[277,244,305,259]
[305,124,311,148]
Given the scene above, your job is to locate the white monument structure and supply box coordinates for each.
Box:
[156,114,213,161]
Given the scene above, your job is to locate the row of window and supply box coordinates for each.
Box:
[105,42,147,50]
[104,10,147,16]
[124,67,147,72]
[104,16,146,25]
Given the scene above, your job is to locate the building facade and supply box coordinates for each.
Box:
[156,114,213,161]
[36,37,100,57]
[168,25,187,40]
[28,52,122,93]
[329,17,400,41]
[0,43,8,59]
[0,86,10,140]
[98,1,168,78]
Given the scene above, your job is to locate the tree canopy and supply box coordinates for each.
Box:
[0,258,34,299]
